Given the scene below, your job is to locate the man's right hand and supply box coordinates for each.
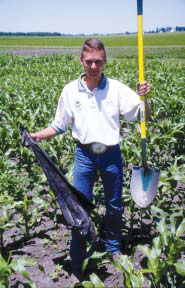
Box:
[30,133,42,142]
[30,127,58,142]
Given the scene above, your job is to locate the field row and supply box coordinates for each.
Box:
[0,32,185,47]
[1,46,185,60]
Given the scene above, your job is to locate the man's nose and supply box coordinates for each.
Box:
[91,62,97,69]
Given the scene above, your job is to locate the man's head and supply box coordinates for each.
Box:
[80,38,106,80]
[81,38,107,62]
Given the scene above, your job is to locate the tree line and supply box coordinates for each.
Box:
[0,32,62,37]
[0,27,185,37]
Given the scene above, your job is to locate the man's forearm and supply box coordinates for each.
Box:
[145,97,151,121]
[31,127,58,142]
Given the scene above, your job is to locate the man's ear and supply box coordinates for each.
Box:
[80,55,83,65]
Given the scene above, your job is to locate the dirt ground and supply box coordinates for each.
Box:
[0,48,81,57]
[4,205,153,288]
[5,184,185,287]
[6,214,122,287]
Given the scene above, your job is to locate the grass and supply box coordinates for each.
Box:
[1,46,184,60]
[0,32,185,60]
[0,32,185,47]
[106,46,185,59]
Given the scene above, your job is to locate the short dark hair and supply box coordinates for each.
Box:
[81,38,107,62]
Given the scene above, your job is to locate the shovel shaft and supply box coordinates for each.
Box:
[137,5,144,84]
[141,139,147,171]
[137,0,147,165]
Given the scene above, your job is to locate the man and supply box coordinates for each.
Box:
[31,38,150,277]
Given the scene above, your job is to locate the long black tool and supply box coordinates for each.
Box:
[20,127,99,242]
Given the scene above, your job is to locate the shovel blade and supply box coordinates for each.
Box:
[130,166,160,208]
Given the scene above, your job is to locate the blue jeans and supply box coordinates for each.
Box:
[70,144,123,270]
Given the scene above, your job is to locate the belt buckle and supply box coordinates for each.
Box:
[90,142,107,154]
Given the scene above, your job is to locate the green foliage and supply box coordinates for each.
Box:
[0,197,16,252]
[136,206,185,287]
[82,273,106,288]
[109,254,148,288]
[0,253,38,288]
[82,251,107,272]
[15,194,42,239]
[0,52,184,286]
[0,32,185,47]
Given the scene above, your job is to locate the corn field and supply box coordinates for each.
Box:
[0,53,185,287]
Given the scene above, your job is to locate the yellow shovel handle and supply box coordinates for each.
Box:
[137,0,146,139]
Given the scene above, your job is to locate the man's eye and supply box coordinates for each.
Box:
[85,60,103,66]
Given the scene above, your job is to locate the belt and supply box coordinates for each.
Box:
[76,141,117,155]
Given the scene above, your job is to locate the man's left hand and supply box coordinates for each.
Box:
[137,80,150,96]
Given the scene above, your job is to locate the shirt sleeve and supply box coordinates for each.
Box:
[118,82,141,121]
[50,87,73,133]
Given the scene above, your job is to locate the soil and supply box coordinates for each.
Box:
[4,180,185,287]
[0,48,81,57]
[4,205,153,288]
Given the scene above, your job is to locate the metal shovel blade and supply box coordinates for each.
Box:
[130,166,160,208]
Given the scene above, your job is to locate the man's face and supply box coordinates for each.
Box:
[80,49,105,79]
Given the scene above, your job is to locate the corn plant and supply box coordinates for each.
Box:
[82,273,106,288]
[14,194,34,239]
[82,251,107,273]
[137,206,185,287]
[0,200,15,255]
[47,189,59,225]
[109,253,151,288]
[0,253,38,288]
[15,194,49,240]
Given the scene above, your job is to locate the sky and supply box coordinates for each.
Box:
[0,0,185,34]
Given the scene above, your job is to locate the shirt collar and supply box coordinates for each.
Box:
[78,73,107,92]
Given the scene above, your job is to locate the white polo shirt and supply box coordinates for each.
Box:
[50,74,141,146]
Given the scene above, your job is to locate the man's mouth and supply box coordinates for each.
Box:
[89,71,99,76]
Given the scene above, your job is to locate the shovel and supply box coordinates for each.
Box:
[130,0,160,208]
